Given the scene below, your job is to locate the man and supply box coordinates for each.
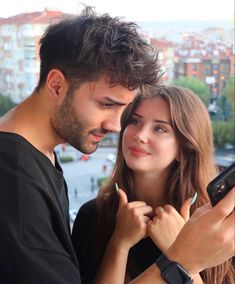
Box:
[0,7,234,284]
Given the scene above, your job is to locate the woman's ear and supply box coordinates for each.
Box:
[46,69,68,100]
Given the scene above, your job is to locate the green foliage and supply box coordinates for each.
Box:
[171,76,210,106]
[213,120,235,148]
[216,95,233,121]
[222,76,235,113]
[97,176,109,187]
[0,93,16,116]
[59,156,74,163]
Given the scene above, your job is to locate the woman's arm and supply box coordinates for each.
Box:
[148,201,203,283]
[93,189,153,284]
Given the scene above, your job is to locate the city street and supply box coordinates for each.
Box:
[59,146,116,222]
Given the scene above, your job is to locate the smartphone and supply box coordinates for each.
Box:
[207,162,235,206]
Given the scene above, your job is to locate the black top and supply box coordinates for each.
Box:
[0,132,81,284]
[72,198,162,284]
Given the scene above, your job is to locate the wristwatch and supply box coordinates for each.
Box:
[156,254,193,284]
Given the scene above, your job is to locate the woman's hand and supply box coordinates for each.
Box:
[112,189,153,251]
[148,198,192,252]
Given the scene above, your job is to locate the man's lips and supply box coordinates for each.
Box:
[129,146,151,157]
[91,133,106,142]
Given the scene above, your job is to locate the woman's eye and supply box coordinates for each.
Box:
[129,118,140,125]
[154,126,166,133]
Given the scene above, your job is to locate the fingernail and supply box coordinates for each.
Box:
[115,182,119,193]
[190,192,198,206]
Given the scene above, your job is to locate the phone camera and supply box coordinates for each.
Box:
[214,181,227,199]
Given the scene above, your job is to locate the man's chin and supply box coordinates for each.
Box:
[78,142,99,155]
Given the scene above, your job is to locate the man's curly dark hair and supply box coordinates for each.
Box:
[37,7,162,91]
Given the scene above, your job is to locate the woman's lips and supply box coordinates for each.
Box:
[129,146,150,157]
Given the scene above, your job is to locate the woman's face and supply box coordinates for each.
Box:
[122,97,180,175]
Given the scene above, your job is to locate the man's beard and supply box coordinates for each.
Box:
[51,91,98,154]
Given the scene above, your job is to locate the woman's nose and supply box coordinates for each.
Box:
[133,128,149,143]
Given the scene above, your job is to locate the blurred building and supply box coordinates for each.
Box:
[0,10,64,103]
[174,33,233,100]
[150,38,175,82]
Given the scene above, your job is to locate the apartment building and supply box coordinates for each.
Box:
[150,38,175,82]
[0,10,64,103]
[174,36,233,99]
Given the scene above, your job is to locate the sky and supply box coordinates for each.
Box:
[0,0,234,22]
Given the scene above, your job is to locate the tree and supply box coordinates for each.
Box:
[171,76,210,106]
[217,95,233,121]
[222,76,234,114]
[213,120,235,148]
[0,93,16,116]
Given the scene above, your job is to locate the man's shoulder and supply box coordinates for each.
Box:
[0,132,32,163]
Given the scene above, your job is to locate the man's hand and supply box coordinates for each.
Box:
[166,187,235,276]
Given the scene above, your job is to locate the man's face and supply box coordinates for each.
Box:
[51,77,134,154]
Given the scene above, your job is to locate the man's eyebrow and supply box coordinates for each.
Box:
[103,97,128,106]
[133,113,172,125]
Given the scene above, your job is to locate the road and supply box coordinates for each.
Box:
[59,146,116,221]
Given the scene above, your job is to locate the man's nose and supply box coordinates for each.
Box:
[102,118,121,133]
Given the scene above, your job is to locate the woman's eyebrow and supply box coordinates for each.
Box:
[133,113,171,125]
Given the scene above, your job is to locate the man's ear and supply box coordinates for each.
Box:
[46,69,68,100]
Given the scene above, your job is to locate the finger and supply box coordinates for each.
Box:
[135,205,153,216]
[224,211,235,229]
[210,187,235,221]
[118,188,128,208]
[127,201,148,208]
[164,204,177,214]
[155,207,165,218]
[143,215,151,223]
[191,202,211,218]
[180,198,191,221]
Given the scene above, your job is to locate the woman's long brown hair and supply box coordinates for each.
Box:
[92,86,234,283]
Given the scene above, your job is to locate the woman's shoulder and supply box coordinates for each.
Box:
[72,198,98,240]
[73,198,97,229]
[78,198,97,215]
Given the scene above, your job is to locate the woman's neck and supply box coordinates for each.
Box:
[133,171,169,210]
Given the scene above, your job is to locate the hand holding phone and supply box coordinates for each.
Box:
[207,162,235,206]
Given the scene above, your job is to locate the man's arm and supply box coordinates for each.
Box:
[129,187,235,283]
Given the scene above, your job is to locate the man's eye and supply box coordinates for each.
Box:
[102,103,113,108]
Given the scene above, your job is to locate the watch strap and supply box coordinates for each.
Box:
[156,254,193,284]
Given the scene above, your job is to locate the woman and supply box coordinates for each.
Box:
[72,86,234,284]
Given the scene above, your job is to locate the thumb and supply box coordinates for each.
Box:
[118,188,128,207]
[180,192,198,221]
[180,198,191,221]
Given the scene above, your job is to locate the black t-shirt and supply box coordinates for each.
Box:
[72,198,162,284]
[0,132,81,284]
